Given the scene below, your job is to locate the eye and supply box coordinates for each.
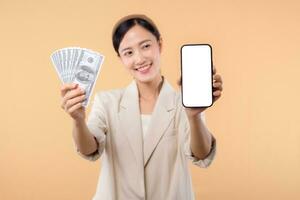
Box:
[124,51,133,57]
[142,44,151,49]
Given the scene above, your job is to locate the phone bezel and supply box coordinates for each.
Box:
[180,43,214,108]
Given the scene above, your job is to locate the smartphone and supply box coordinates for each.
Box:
[180,44,213,108]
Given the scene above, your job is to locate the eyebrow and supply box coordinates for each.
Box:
[120,39,152,53]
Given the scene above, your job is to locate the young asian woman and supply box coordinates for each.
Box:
[60,14,223,200]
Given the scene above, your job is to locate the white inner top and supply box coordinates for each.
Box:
[141,114,152,139]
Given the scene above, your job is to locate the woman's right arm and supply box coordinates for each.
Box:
[61,83,98,156]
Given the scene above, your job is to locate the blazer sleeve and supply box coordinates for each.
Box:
[73,92,107,161]
[181,111,217,168]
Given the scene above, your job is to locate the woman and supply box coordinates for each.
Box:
[60,14,223,200]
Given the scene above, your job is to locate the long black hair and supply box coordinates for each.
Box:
[112,14,161,56]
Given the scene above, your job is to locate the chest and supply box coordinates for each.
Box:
[139,99,156,114]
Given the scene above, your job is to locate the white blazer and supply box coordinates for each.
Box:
[74,78,216,200]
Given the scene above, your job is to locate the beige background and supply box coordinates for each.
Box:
[1,0,299,199]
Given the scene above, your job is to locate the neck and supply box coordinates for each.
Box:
[136,75,164,101]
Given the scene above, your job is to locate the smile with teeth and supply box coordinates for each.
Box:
[136,64,152,72]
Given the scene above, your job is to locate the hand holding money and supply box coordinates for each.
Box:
[51,47,105,107]
[60,83,86,121]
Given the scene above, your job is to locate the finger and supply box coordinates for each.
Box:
[61,88,84,109]
[213,86,223,92]
[60,83,77,96]
[61,83,78,97]
[65,87,85,100]
[213,82,222,88]
[67,102,84,115]
[65,94,86,110]
[213,85,223,92]
[61,88,85,109]
[213,95,221,103]
[213,65,216,75]
[213,76,223,91]
[213,74,222,83]
[213,90,222,97]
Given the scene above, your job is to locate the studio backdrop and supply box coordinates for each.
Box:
[1,0,299,199]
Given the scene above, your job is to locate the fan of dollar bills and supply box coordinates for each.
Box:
[50,47,104,107]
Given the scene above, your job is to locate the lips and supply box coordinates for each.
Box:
[135,63,152,72]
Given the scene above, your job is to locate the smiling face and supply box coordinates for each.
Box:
[118,25,162,83]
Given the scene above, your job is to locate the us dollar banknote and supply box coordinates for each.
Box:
[50,47,105,107]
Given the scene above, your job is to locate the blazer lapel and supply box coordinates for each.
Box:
[118,80,144,167]
[143,79,176,167]
[118,79,176,167]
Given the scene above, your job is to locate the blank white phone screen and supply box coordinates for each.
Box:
[181,44,213,107]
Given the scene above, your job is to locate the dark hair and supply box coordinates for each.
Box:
[112,14,161,55]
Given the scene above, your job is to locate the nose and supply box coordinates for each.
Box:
[134,50,146,66]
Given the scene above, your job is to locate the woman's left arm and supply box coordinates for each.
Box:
[184,67,223,160]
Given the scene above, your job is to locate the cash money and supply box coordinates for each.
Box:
[50,47,104,107]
